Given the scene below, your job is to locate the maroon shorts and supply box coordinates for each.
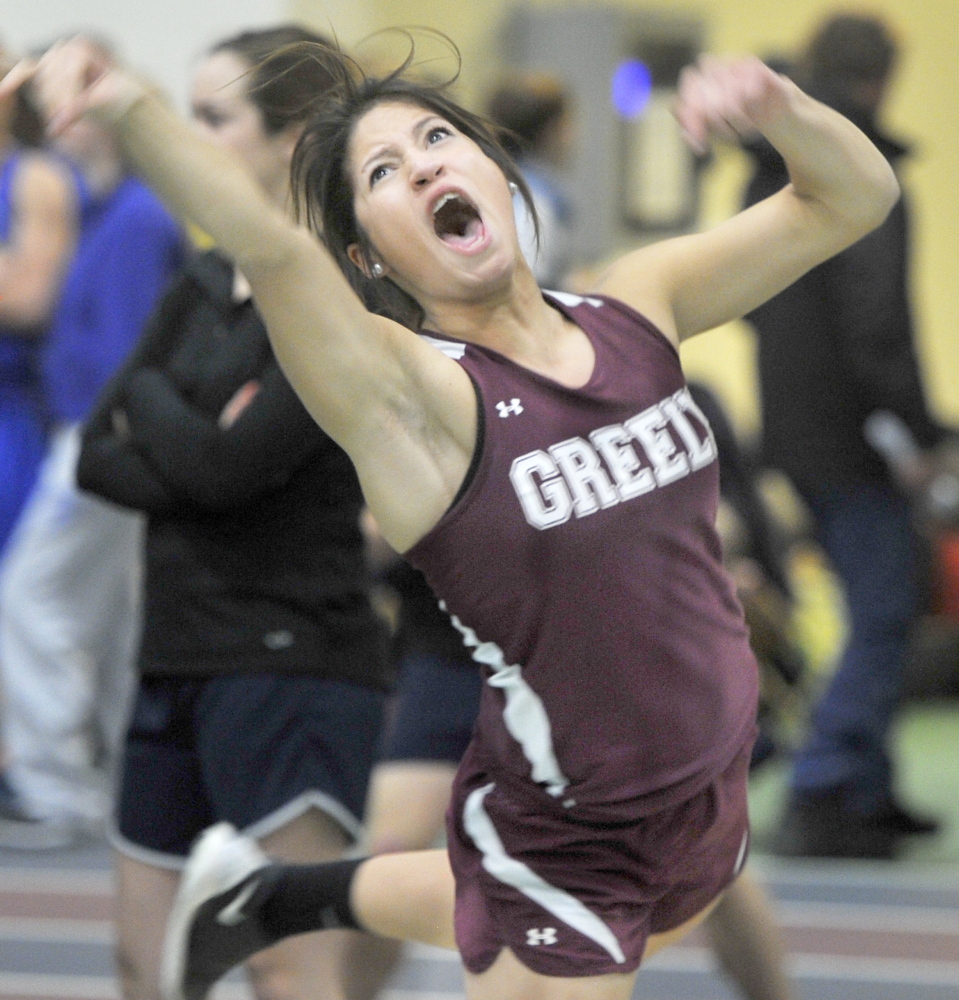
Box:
[445,738,752,978]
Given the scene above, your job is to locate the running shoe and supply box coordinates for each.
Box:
[0,773,83,850]
[161,822,279,1000]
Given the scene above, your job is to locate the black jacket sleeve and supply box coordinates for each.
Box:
[119,361,326,511]
[826,198,941,449]
[80,251,331,514]
[77,269,199,513]
[76,432,180,513]
[688,382,792,596]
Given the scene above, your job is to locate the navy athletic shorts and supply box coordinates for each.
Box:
[113,673,385,868]
[447,735,753,977]
[379,653,483,763]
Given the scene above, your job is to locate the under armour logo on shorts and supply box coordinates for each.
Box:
[526,927,558,946]
[496,398,524,417]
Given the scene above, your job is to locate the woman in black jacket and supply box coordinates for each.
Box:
[77,27,389,1000]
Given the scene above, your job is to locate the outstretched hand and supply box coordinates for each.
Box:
[0,37,146,136]
[674,56,794,154]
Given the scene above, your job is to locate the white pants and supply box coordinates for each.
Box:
[0,425,143,824]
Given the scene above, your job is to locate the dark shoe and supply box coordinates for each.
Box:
[773,789,900,860]
[875,799,940,836]
[161,823,280,1000]
[0,773,79,850]
[0,814,80,850]
[749,729,779,770]
[0,771,38,821]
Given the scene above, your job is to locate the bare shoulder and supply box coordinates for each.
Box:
[241,231,478,555]
[591,239,685,349]
[594,189,830,344]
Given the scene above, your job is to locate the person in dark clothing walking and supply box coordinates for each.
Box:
[743,13,944,859]
[76,27,390,1000]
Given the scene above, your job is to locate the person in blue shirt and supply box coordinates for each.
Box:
[0,47,77,559]
[0,37,185,849]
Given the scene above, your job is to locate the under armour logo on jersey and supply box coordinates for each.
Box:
[496,398,524,418]
[526,927,558,946]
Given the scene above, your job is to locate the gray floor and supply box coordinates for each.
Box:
[2,700,958,999]
[1,843,958,1000]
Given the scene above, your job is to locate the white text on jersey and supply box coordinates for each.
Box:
[508,386,716,530]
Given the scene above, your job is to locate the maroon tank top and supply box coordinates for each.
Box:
[406,292,758,820]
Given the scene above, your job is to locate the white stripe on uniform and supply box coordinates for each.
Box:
[463,782,627,964]
[443,606,572,802]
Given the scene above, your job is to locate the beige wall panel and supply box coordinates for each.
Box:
[288,0,379,47]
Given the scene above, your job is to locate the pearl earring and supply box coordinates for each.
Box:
[371,262,384,278]
[508,181,519,195]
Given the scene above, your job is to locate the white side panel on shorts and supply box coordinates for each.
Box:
[443,606,572,802]
[734,828,749,875]
[463,783,627,964]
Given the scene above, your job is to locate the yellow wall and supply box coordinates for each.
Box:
[684,0,959,439]
[290,0,959,439]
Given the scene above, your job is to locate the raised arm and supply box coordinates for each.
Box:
[5,39,476,552]
[597,57,900,344]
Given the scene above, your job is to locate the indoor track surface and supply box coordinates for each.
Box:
[1,701,956,1000]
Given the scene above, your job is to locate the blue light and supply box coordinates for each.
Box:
[611,59,653,119]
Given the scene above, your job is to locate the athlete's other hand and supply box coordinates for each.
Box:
[674,56,793,155]
[0,37,146,137]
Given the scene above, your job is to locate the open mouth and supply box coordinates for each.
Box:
[432,192,484,247]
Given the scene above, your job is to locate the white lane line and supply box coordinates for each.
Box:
[405,943,461,963]
[0,919,459,953]
[0,917,113,942]
[0,973,120,1000]
[0,871,113,894]
[0,972,252,1000]
[751,858,959,892]
[0,905,956,948]
[774,900,959,934]
[645,945,959,986]
[379,993,464,1000]
[790,953,959,986]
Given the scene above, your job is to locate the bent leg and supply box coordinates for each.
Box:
[115,851,181,1000]
[363,761,459,854]
[115,809,361,1000]
[704,868,795,1000]
[246,807,356,1000]
[342,760,459,998]
[464,946,637,1000]
[351,848,457,950]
